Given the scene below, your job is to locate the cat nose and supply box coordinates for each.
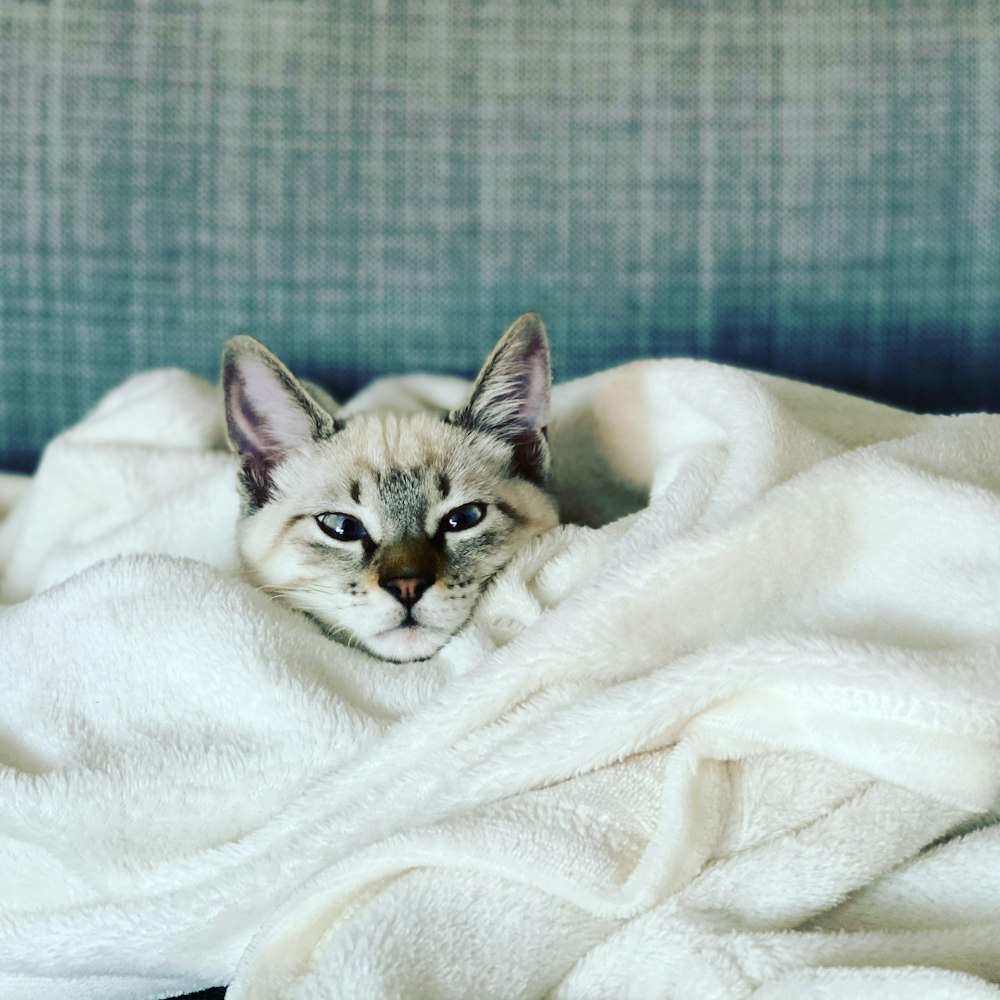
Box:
[380,575,434,609]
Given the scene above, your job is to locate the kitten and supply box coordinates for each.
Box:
[222,313,559,662]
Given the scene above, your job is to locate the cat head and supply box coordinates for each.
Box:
[222,313,559,662]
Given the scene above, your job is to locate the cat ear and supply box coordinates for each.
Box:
[222,335,339,507]
[453,312,552,482]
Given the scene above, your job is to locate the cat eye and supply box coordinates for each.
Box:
[316,512,368,542]
[442,502,487,533]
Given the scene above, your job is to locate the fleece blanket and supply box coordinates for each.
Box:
[2,359,1000,1000]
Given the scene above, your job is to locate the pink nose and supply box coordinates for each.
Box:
[380,575,433,609]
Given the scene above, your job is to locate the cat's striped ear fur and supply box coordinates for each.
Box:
[222,335,340,508]
[451,312,552,483]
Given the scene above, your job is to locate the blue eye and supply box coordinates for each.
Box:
[316,513,368,542]
[442,502,486,533]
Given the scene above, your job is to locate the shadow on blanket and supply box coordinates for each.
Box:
[1,359,1000,1000]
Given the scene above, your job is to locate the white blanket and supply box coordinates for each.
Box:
[2,360,1000,1000]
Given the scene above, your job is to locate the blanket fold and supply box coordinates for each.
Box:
[1,359,999,999]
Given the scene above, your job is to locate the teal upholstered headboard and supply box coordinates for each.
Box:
[2,1,999,471]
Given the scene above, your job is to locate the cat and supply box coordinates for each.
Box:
[222,313,559,662]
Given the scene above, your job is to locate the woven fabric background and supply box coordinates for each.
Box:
[1,0,999,470]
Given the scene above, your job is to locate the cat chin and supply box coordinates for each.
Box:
[361,624,452,663]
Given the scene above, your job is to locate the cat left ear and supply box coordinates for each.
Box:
[222,335,339,508]
[452,312,552,482]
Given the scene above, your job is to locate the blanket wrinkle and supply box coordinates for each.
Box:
[2,358,1000,999]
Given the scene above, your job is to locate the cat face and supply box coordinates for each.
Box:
[222,314,559,662]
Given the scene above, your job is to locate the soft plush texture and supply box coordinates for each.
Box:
[1,360,1000,999]
[2,1,1000,471]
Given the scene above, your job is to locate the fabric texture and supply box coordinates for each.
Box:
[2,1,1000,471]
[2,361,1000,998]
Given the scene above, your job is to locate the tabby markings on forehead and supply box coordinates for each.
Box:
[374,467,431,524]
[377,466,420,490]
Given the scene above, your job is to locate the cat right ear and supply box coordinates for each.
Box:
[451,312,552,483]
[222,335,339,508]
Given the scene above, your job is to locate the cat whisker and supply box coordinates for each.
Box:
[261,582,320,597]
[264,581,366,604]
[309,617,362,650]
[305,582,364,598]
